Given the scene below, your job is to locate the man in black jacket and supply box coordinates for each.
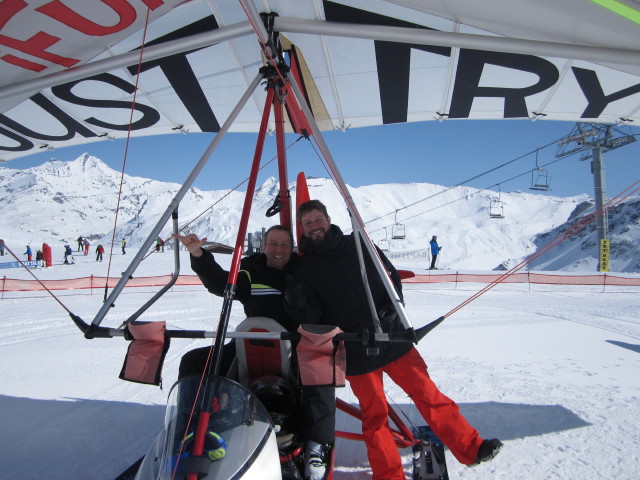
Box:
[176,225,335,480]
[292,200,502,480]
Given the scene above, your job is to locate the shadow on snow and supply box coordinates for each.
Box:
[1,395,590,480]
[606,340,640,354]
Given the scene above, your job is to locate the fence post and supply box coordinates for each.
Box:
[455,271,458,290]
[602,273,606,293]
[528,271,531,292]
[1,276,5,300]
[91,274,94,295]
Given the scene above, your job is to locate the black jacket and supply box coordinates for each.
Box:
[293,225,412,375]
[191,249,299,332]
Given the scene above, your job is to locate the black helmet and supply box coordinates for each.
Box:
[250,375,297,437]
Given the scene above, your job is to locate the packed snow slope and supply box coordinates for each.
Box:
[1,154,639,272]
[0,251,638,480]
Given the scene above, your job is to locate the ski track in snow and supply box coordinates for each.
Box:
[1,252,639,479]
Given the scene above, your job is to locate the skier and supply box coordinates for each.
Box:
[24,245,32,261]
[429,235,442,270]
[64,245,74,264]
[77,236,83,252]
[290,200,502,480]
[83,238,90,256]
[35,249,43,267]
[96,244,104,262]
[121,238,126,255]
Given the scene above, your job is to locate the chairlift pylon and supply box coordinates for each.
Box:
[391,210,406,239]
[529,149,551,191]
[489,185,505,219]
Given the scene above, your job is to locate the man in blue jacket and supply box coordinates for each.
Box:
[429,235,442,270]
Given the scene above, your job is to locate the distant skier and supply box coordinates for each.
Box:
[96,244,105,262]
[83,238,90,255]
[121,238,126,255]
[24,245,32,261]
[429,235,442,270]
[64,245,74,264]
[77,236,83,252]
[35,249,43,267]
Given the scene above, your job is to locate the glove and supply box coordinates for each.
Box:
[377,304,398,324]
[284,274,306,310]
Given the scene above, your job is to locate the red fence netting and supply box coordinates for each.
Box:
[404,272,640,287]
[2,272,639,293]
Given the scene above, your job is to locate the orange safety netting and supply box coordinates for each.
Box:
[403,272,640,286]
[2,272,639,292]
[0,275,203,292]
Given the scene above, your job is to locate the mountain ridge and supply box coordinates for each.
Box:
[1,154,638,272]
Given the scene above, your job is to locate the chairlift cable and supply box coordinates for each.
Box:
[366,151,582,235]
[362,138,560,227]
[443,179,640,320]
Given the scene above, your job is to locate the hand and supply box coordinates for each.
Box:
[173,233,207,257]
[284,274,306,309]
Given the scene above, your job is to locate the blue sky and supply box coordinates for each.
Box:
[6,120,639,198]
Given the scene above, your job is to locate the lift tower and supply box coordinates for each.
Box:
[556,122,636,271]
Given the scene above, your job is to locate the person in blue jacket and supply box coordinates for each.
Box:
[429,235,442,270]
[24,245,32,261]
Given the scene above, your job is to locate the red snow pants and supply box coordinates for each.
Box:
[347,347,483,480]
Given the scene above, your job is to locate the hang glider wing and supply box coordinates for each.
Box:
[1,0,639,162]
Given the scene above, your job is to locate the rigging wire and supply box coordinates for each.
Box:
[167,6,300,474]
[104,8,152,301]
[2,245,72,314]
[140,136,306,263]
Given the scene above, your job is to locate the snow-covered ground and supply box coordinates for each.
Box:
[1,250,639,480]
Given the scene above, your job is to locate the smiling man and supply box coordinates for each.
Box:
[176,225,298,332]
[293,199,502,480]
[175,225,336,480]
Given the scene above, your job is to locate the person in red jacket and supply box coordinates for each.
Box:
[96,244,105,262]
[291,200,502,480]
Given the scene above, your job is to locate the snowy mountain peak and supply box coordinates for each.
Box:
[1,156,639,272]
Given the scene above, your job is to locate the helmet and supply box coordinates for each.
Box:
[250,375,297,437]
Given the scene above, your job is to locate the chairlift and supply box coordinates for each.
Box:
[391,210,406,239]
[489,185,505,219]
[530,169,551,191]
[529,149,551,191]
[378,227,390,251]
